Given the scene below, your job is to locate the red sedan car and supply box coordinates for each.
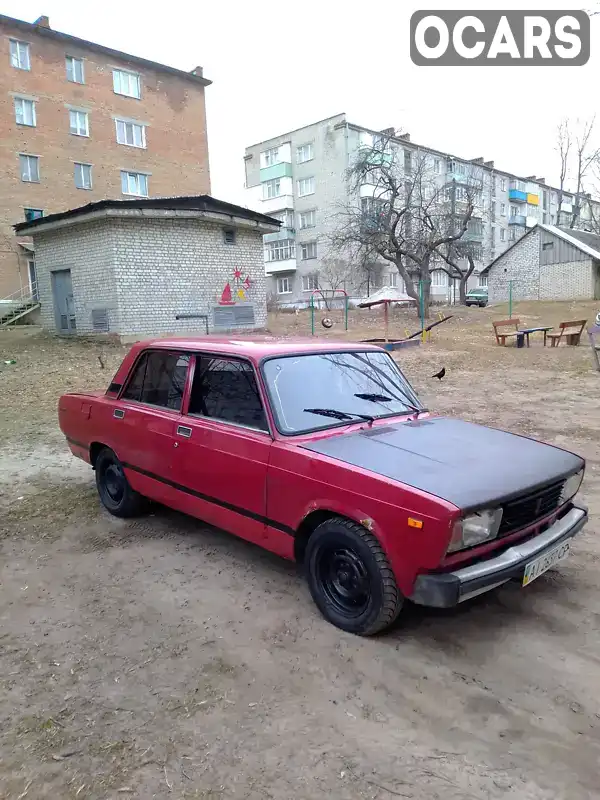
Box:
[59,336,587,635]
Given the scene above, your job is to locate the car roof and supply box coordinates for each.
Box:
[138,335,384,359]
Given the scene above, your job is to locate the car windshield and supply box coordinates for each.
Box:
[262,350,423,434]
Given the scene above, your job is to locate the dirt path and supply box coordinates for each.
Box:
[2,304,600,799]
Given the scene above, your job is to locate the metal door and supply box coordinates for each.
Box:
[51,269,76,333]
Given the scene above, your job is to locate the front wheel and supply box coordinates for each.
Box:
[95,447,148,518]
[305,517,403,635]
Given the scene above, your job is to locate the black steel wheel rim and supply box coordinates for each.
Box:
[103,462,125,503]
[317,546,370,617]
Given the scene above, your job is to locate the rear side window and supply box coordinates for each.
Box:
[188,356,268,431]
[122,351,190,410]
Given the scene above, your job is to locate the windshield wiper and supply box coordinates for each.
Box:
[354,392,427,419]
[303,407,375,425]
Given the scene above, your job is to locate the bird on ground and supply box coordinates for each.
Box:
[431,367,446,380]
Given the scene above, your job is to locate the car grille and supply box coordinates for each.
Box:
[498,480,565,537]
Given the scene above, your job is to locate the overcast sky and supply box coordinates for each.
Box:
[3,0,599,205]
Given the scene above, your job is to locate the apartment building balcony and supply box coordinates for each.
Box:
[446,171,483,188]
[508,214,527,226]
[526,193,539,205]
[265,258,297,275]
[508,189,527,203]
[260,194,294,215]
[260,161,293,182]
[263,227,296,243]
[464,226,484,242]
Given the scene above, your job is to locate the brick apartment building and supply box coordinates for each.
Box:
[0,13,211,300]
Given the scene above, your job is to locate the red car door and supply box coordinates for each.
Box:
[170,355,284,553]
[112,349,190,502]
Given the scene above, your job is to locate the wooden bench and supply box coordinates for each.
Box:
[546,319,587,347]
[493,318,522,346]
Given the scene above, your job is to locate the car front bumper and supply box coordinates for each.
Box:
[409,505,588,608]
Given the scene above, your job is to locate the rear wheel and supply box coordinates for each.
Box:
[305,517,403,635]
[95,447,147,518]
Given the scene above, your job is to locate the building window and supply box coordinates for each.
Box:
[302,274,319,291]
[121,170,148,196]
[501,203,506,215]
[115,119,146,148]
[298,210,316,229]
[74,163,92,190]
[431,270,448,287]
[300,241,317,260]
[14,97,36,127]
[223,229,236,245]
[263,178,281,199]
[297,177,315,197]
[500,228,506,242]
[10,39,30,70]
[296,143,313,163]
[527,204,539,218]
[277,276,292,294]
[66,56,84,83]
[262,147,280,167]
[69,109,89,136]
[509,204,519,217]
[500,178,507,191]
[542,241,554,251]
[433,158,441,174]
[113,69,141,99]
[479,275,488,287]
[265,239,295,262]
[271,210,294,228]
[19,154,39,183]
[122,351,190,410]
[24,208,43,222]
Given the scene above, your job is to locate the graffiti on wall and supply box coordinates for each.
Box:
[219,268,253,306]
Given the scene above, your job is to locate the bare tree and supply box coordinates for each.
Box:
[329,134,478,316]
[571,117,600,228]
[556,119,571,225]
[555,117,600,230]
[314,257,353,309]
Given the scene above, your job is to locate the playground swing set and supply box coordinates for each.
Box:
[309,282,452,351]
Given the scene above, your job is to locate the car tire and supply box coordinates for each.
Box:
[305,517,403,635]
[95,447,148,518]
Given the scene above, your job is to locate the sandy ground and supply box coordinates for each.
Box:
[1,301,600,800]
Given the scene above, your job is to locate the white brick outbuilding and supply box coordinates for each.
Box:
[482,224,600,304]
[14,196,279,338]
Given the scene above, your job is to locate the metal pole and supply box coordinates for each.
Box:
[310,294,315,335]
[344,295,348,330]
[509,280,513,319]
[419,280,425,342]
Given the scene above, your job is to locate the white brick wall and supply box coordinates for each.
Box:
[32,215,268,336]
[539,259,594,300]
[488,229,595,303]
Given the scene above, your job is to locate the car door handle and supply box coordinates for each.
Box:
[176,425,192,438]
[113,409,125,419]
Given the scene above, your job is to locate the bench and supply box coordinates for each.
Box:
[588,325,600,371]
[493,318,522,346]
[546,320,587,347]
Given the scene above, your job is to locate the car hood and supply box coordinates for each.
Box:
[301,417,583,510]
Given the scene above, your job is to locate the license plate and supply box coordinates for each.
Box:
[522,541,571,586]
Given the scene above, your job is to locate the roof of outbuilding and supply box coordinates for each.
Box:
[480,223,600,274]
[14,195,280,234]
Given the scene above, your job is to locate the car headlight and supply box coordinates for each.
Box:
[560,469,584,505]
[447,508,503,554]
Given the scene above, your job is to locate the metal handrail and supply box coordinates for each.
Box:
[0,282,38,305]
